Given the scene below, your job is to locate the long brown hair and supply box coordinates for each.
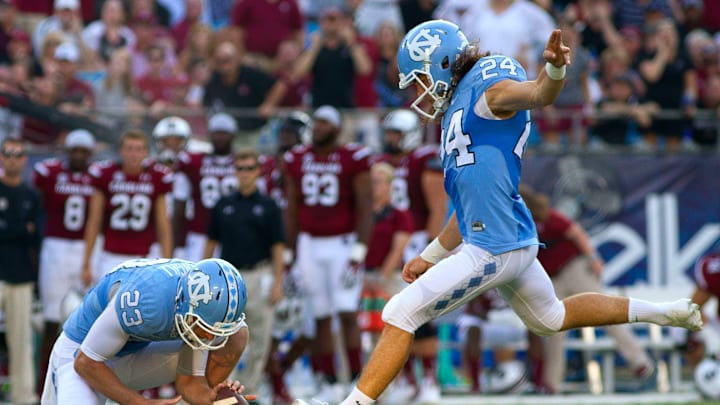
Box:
[451,42,491,88]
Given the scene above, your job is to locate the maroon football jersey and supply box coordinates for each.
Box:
[373,145,442,232]
[258,154,286,209]
[694,252,720,317]
[176,151,237,234]
[365,205,414,269]
[89,160,173,255]
[284,144,371,236]
[33,159,94,240]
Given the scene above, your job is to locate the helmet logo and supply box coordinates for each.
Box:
[407,29,441,62]
[188,271,213,306]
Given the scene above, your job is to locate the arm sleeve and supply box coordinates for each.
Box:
[79,296,130,362]
[173,172,191,201]
[176,344,208,376]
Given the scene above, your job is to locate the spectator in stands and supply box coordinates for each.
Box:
[172,0,204,52]
[231,0,304,74]
[434,0,488,43]
[135,45,175,106]
[0,0,20,65]
[351,0,404,38]
[5,28,33,69]
[203,41,278,131]
[184,57,211,109]
[177,23,214,74]
[93,47,141,128]
[131,0,172,28]
[20,74,63,144]
[292,6,372,108]
[0,138,41,404]
[259,39,308,119]
[536,16,592,149]
[129,11,177,79]
[53,42,95,117]
[33,0,88,62]
[471,0,554,76]
[81,0,136,65]
[679,0,707,40]
[613,0,674,31]
[37,31,65,75]
[618,26,644,67]
[591,72,656,147]
[690,72,720,147]
[520,185,657,394]
[375,22,410,107]
[575,0,622,59]
[638,19,697,151]
[399,0,437,34]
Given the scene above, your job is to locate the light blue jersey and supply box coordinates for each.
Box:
[440,55,538,254]
[64,258,195,356]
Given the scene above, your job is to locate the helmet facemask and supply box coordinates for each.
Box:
[399,61,451,121]
[175,309,245,351]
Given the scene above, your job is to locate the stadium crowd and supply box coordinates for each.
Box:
[0,0,719,150]
[0,0,719,404]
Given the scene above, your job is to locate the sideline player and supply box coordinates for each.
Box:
[33,129,97,392]
[173,113,238,262]
[81,130,174,285]
[284,106,373,401]
[42,258,249,404]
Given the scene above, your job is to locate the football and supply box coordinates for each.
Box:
[212,386,249,405]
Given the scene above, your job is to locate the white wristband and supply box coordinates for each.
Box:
[545,62,566,80]
[350,242,368,263]
[420,238,449,264]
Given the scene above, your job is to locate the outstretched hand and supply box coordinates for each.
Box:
[543,29,571,67]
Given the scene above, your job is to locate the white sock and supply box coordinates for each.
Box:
[340,387,375,405]
[628,298,667,324]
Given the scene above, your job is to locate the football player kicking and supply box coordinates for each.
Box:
[42,258,249,405]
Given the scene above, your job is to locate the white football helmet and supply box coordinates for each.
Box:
[695,357,720,400]
[153,116,191,139]
[60,288,85,324]
[382,109,422,151]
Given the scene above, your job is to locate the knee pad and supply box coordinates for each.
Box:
[525,300,565,337]
[381,294,421,334]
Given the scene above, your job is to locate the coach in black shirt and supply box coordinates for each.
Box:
[204,147,285,393]
[0,138,40,402]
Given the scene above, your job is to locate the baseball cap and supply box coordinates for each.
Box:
[54,0,79,10]
[55,42,79,62]
[65,129,96,150]
[208,113,238,133]
[312,105,342,128]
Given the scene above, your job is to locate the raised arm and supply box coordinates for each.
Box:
[485,29,571,117]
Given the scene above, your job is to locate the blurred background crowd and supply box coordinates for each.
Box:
[1,1,720,404]
[0,0,720,152]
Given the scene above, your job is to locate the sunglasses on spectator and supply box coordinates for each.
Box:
[235,165,258,172]
[1,150,26,158]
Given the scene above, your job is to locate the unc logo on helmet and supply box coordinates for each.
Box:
[174,259,247,350]
[407,29,442,61]
[398,20,469,120]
